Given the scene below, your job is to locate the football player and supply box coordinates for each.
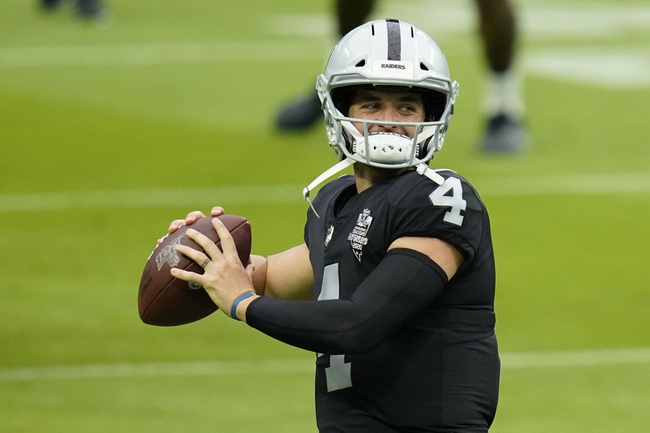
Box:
[40,0,106,19]
[169,19,499,433]
[275,0,527,153]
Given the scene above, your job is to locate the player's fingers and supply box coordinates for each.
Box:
[212,218,239,259]
[169,210,206,233]
[169,266,200,285]
[184,228,223,260]
[211,206,225,216]
[173,242,211,265]
[185,210,206,225]
[168,219,186,233]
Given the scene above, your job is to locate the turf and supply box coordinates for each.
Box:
[1,0,649,431]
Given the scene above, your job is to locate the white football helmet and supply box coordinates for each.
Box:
[304,19,459,204]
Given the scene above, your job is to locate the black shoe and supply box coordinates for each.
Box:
[275,92,322,132]
[77,0,105,19]
[480,114,528,154]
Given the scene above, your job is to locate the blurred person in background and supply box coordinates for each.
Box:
[276,0,527,154]
[40,0,106,20]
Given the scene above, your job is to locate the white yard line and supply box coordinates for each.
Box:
[0,41,322,68]
[0,184,303,212]
[272,1,650,38]
[1,172,648,213]
[0,358,314,382]
[525,48,650,89]
[473,172,650,197]
[1,2,649,89]
[1,347,649,382]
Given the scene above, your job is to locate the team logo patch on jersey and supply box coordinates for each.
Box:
[347,209,373,262]
[324,225,334,247]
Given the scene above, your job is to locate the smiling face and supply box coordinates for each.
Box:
[347,87,427,138]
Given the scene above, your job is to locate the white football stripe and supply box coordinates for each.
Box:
[0,358,314,382]
[272,1,650,38]
[1,172,648,213]
[473,172,650,197]
[525,48,650,88]
[0,41,322,68]
[0,184,303,212]
[0,4,648,88]
[1,347,649,382]
[502,347,650,369]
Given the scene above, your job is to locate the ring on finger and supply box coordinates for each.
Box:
[200,258,211,269]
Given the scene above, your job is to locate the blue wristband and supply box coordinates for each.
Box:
[230,292,256,320]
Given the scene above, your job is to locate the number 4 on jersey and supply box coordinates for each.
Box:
[428,177,466,226]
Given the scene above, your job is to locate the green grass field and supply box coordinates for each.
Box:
[1,0,649,431]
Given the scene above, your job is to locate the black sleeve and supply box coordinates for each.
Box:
[245,248,448,355]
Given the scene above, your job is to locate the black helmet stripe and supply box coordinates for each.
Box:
[386,19,401,61]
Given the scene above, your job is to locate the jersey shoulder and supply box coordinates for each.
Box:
[387,169,483,212]
[385,169,488,259]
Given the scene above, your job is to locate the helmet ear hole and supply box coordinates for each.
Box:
[420,62,429,71]
[356,60,366,67]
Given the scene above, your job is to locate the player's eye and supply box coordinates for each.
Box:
[361,102,380,110]
[399,104,418,113]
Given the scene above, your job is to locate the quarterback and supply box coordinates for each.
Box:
[169,19,500,433]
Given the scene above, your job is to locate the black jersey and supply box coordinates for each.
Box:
[304,170,499,433]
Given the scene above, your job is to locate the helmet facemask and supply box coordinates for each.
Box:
[321,83,454,169]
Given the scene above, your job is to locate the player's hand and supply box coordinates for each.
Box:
[156,206,226,245]
[171,217,257,319]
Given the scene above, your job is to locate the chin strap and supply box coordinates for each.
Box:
[302,160,442,218]
[303,158,355,218]
[416,163,445,185]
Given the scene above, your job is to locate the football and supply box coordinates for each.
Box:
[138,215,252,326]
